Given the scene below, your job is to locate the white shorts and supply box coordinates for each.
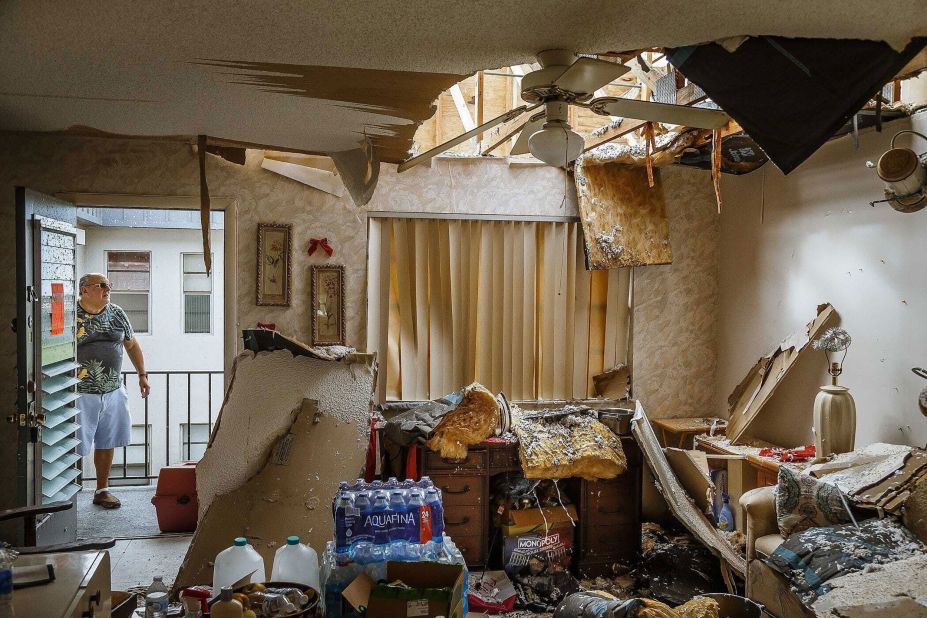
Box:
[76,386,132,455]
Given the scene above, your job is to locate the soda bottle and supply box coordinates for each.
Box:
[387,490,408,560]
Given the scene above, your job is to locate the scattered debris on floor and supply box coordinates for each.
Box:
[633,523,725,606]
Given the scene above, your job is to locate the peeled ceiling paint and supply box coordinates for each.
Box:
[195,349,376,519]
[2,2,925,161]
[192,60,465,162]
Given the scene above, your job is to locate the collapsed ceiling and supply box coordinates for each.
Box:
[1,1,926,164]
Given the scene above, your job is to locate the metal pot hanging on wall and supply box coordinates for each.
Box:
[869,129,927,213]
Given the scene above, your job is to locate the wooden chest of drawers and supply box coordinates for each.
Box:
[421,436,641,573]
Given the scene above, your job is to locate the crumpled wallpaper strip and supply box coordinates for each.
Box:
[574,161,673,269]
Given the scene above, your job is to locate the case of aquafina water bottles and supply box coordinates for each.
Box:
[321,476,469,617]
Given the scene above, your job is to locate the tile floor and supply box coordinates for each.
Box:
[107,534,192,591]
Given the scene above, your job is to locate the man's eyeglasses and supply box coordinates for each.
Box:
[86,282,111,290]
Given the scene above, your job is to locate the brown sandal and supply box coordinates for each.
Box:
[92,490,121,509]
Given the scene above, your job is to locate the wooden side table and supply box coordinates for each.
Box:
[12,550,111,617]
[652,417,727,449]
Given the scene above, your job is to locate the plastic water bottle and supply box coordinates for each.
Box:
[384,477,400,490]
[352,492,372,563]
[370,492,390,562]
[387,490,408,560]
[271,536,320,592]
[425,488,445,558]
[417,476,433,490]
[334,494,355,565]
[369,479,384,493]
[442,538,469,615]
[399,478,415,490]
[407,490,430,560]
[717,493,735,531]
[332,481,350,516]
[213,537,266,591]
[352,478,366,492]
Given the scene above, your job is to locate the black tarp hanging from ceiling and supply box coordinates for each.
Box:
[666,36,927,174]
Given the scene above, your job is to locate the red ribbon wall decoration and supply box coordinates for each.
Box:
[308,237,334,257]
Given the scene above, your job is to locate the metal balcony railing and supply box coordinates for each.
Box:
[80,369,223,485]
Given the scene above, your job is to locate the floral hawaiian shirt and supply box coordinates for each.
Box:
[76,302,134,394]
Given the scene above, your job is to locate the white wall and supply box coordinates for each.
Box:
[80,225,224,371]
[718,112,927,449]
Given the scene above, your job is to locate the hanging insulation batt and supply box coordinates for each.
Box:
[512,405,627,480]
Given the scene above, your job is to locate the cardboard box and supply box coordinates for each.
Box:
[365,561,465,618]
[500,504,578,536]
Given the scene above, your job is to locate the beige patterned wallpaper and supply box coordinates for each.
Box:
[632,166,720,419]
[0,134,718,440]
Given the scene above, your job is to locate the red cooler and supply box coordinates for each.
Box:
[151,462,199,533]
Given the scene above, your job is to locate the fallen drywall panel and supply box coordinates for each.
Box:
[664,448,715,516]
[593,363,631,400]
[574,162,673,269]
[726,303,835,444]
[631,401,747,575]
[175,398,367,590]
[196,348,376,520]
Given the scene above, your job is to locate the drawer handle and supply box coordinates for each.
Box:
[442,484,471,495]
[445,516,471,526]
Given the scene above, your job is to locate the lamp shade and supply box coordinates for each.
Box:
[528,121,584,166]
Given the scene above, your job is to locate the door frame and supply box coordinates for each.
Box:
[56,193,239,383]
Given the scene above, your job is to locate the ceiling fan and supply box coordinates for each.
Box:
[398,49,730,172]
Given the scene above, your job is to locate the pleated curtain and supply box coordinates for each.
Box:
[367,217,631,403]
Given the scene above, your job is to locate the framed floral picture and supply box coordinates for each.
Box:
[256,223,292,306]
[310,264,345,346]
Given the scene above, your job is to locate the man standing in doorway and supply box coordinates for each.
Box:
[76,273,150,509]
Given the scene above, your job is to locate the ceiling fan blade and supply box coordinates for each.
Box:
[510,113,547,155]
[398,104,538,172]
[552,57,630,96]
[590,97,730,129]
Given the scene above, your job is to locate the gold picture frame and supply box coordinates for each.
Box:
[310,264,345,346]
[256,223,292,306]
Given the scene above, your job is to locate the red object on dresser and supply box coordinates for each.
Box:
[151,461,199,533]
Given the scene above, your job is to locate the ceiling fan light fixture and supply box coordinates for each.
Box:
[528,120,584,167]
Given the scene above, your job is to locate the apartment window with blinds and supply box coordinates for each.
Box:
[182,253,212,334]
[107,251,150,333]
[366,217,632,402]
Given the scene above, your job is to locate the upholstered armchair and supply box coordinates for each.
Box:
[740,486,814,617]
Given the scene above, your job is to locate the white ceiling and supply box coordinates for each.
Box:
[2,1,925,162]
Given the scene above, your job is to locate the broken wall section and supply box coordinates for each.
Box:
[196,348,375,518]
[176,348,374,589]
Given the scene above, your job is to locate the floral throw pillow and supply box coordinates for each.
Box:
[776,465,851,537]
